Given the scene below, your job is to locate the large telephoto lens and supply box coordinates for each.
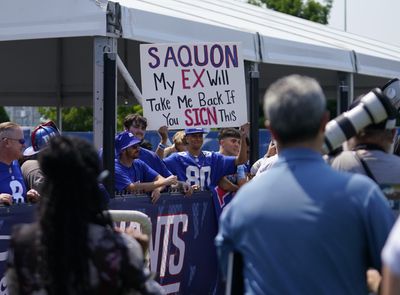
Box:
[323,88,396,154]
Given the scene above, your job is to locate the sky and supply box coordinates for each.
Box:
[328,0,400,47]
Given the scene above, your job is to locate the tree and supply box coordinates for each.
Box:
[249,0,332,25]
[38,105,143,131]
[248,0,333,127]
[0,107,10,123]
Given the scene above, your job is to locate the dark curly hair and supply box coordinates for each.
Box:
[37,136,112,294]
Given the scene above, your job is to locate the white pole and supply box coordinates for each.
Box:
[116,55,143,105]
[344,0,347,31]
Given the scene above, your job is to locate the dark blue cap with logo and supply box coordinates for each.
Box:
[185,128,206,135]
[115,131,141,155]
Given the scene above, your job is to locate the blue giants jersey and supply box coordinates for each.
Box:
[163,151,236,190]
[114,159,159,192]
[139,148,172,178]
[0,160,27,203]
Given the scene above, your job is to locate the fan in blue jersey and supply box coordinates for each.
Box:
[0,122,38,204]
[123,114,172,177]
[163,124,249,191]
[212,128,250,217]
[115,131,183,203]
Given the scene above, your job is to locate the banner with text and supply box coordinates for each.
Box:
[0,193,222,295]
[140,42,247,130]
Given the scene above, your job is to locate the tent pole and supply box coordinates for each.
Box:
[103,53,117,195]
[116,55,143,105]
[56,38,63,131]
[337,72,353,115]
[93,36,118,150]
[248,62,260,165]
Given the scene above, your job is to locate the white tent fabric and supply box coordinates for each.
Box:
[0,0,107,41]
[117,0,400,78]
[2,0,400,78]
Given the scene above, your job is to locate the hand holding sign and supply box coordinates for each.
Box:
[240,122,250,138]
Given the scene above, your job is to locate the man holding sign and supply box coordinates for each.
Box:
[163,124,249,191]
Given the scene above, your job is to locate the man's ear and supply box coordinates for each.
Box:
[320,111,330,132]
[265,120,279,142]
[390,128,397,142]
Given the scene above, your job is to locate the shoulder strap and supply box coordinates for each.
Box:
[353,151,377,183]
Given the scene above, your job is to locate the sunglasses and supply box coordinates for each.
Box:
[3,137,25,144]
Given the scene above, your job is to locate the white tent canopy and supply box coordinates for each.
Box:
[0,0,399,115]
[0,0,107,41]
[118,0,400,78]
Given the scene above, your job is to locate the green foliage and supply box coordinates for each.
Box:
[0,107,10,123]
[116,104,143,131]
[250,0,333,24]
[265,0,303,17]
[302,0,332,24]
[247,0,265,7]
[38,107,93,131]
[38,104,144,132]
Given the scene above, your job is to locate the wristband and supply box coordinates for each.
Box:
[237,165,246,180]
[158,143,167,150]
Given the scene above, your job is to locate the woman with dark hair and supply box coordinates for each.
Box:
[6,136,163,295]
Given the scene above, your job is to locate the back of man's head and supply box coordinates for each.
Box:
[263,75,326,145]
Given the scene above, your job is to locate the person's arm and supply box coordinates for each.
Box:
[155,126,169,159]
[218,177,239,192]
[119,232,165,294]
[381,265,400,295]
[126,175,177,193]
[163,145,177,158]
[235,123,249,166]
[381,214,400,295]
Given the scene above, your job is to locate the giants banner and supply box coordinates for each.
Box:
[0,192,221,294]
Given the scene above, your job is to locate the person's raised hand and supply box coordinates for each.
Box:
[158,126,169,144]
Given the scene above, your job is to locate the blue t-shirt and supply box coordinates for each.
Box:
[163,151,236,190]
[216,148,395,294]
[114,159,159,192]
[98,146,172,178]
[139,148,172,178]
[0,160,27,203]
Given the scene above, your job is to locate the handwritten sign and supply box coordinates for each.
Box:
[140,42,248,130]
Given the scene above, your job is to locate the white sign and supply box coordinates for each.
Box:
[140,42,248,130]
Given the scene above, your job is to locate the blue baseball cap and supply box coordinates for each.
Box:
[115,131,141,155]
[185,128,206,135]
[23,121,60,156]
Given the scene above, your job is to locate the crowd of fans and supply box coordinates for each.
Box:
[1,73,400,293]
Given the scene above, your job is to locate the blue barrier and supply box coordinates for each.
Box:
[0,192,221,294]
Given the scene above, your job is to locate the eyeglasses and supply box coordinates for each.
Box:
[2,137,25,144]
